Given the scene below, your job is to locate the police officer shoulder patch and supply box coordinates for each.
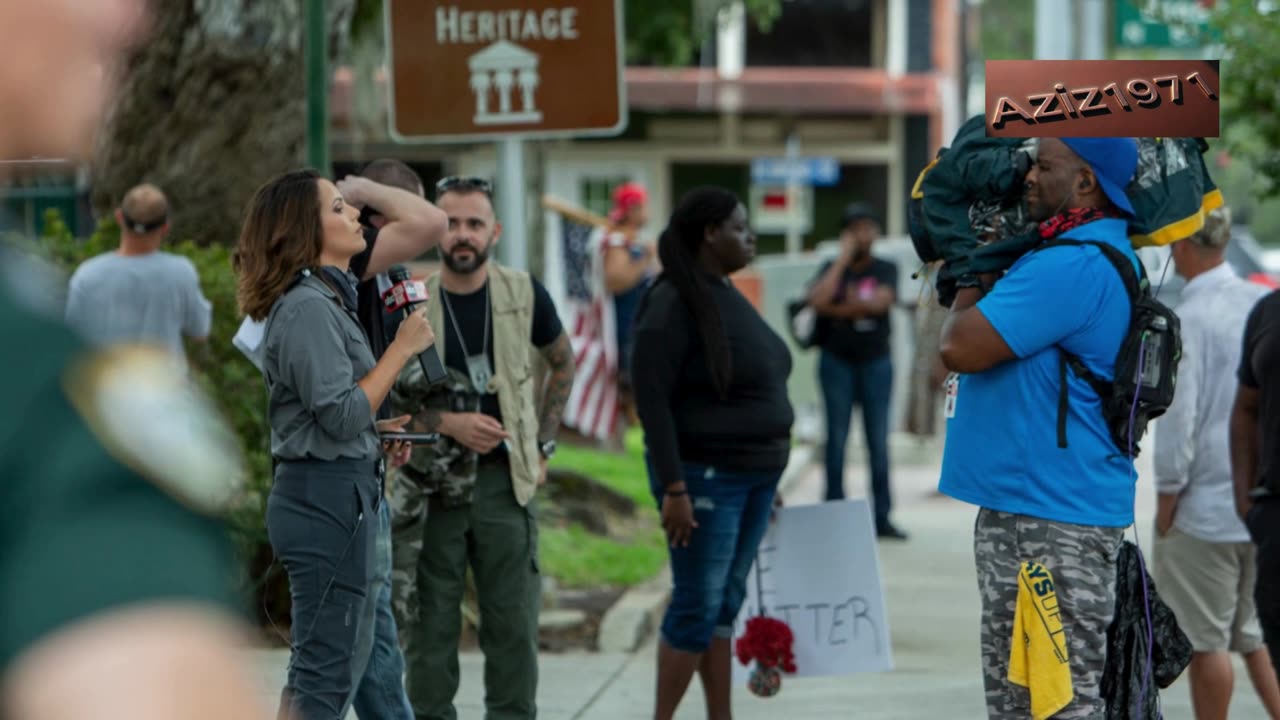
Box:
[62,344,245,516]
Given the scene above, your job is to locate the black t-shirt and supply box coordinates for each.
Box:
[811,257,898,364]
[438,275,563,422]
[349,226,399,419]
[631,277,795,488]
[1239,289,1280,493]
[350,226,389,353]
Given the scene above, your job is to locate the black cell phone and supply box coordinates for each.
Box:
[380,432,440,444]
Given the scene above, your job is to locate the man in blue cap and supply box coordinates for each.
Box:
[935,137,1141,718]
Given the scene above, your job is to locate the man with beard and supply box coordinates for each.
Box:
[937,137,1141,718]
[387,176,575,720]
[805,202,906,539]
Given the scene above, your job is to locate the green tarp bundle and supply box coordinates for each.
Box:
[907,114,1225,280]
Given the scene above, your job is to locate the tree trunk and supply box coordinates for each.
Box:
[90,1,356,247]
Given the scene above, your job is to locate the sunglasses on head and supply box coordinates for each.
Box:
[435,176,493,198]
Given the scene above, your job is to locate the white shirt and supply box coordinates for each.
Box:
[1153,262,1270,542]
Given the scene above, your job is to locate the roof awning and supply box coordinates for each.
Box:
[623,67,939,115]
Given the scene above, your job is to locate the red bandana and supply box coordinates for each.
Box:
[1037,207,1122,240]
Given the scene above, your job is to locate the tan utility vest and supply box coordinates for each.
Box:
[425,264,542,507]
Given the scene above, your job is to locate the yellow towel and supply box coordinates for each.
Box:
[1008,561,1074,719]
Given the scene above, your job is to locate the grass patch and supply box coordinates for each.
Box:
[538,525,667,588]
[548,427,652,507]
[540,427,666,589]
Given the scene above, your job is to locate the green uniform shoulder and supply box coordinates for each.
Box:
[0,277,245,669]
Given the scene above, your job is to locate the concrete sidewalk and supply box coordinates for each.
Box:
[249,439,1276,719]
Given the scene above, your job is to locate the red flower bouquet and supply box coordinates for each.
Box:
[735,616,797,697]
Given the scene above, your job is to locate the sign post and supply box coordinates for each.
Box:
[749,154,840,247]
[385,1,627,270]
[1113,0,1214,50]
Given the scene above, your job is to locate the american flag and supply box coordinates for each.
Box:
[558,213,619,441]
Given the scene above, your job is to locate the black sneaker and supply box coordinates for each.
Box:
[876,523,909,541]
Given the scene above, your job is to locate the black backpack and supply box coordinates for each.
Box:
[1035,239,1182,459]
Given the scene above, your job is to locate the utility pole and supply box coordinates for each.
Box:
[305,0,330,174]
[496,139,527,271]
[1035,0,1076,59]
[1079,0,1109,60]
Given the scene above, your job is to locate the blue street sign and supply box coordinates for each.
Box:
[750,156,841,187]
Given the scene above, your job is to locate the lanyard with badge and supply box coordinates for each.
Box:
[439,281,494,391]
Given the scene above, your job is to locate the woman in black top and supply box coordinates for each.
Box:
[233,169,435,720]
[631,186,795,720]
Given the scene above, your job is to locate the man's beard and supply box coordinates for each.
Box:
[442,240,491,274]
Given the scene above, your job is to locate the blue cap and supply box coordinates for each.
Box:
[1059,137,1138,216]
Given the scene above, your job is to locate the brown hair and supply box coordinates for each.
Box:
[232,169,325,321]
[359,158,423,195]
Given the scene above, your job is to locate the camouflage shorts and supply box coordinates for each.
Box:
[974,508,1124,719]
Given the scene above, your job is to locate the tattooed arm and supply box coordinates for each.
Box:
[536,331,576,443]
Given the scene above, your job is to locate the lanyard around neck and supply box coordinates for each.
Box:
[439,280,490,359]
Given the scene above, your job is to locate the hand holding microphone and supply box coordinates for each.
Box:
[392,306,434,355]
[383,265,449,387]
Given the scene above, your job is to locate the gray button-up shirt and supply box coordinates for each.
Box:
[262,273,379,462]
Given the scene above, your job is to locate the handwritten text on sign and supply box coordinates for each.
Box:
[732,499,893,685]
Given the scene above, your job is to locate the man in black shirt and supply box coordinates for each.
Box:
[388,176,576,719]
[338,159,446,368]
[806,202,906,540]
[334,158,447,720]
[1232,288,1280,682]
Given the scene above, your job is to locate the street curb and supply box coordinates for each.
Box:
[595,444,817,654]
[596,565,671,653]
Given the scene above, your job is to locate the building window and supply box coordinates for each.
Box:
[745,0,875,68]
[579,177,631,218]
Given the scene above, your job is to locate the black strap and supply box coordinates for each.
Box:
[1036,238,1147,299]
[1067,354,1114,400]
[1037,238,1144,450]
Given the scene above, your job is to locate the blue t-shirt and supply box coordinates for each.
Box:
[938,218,1138,527]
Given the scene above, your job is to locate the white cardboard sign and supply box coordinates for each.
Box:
[731,499,894,685]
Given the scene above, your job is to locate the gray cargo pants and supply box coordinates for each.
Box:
[974,508,1124,719]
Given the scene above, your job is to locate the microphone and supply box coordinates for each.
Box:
[383,264,448,388]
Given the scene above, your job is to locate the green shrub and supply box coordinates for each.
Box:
[13,209,274,599]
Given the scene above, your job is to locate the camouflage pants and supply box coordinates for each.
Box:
[974,508,1124,719]
[387,466,430,647]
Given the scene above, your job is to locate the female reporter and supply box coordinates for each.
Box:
[630,186,795,720]
[232,168,434,720]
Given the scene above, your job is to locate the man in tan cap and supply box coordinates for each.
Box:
[1154,206,1280,719]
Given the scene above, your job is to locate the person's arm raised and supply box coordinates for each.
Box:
[336,176,447,280]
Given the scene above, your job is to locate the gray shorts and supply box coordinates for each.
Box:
[974,508,1124,719]
[1152,527,1263,654]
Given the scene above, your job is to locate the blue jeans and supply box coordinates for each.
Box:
[648,457,780,653]
[351,501,414,720]
[819,351,893,526]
